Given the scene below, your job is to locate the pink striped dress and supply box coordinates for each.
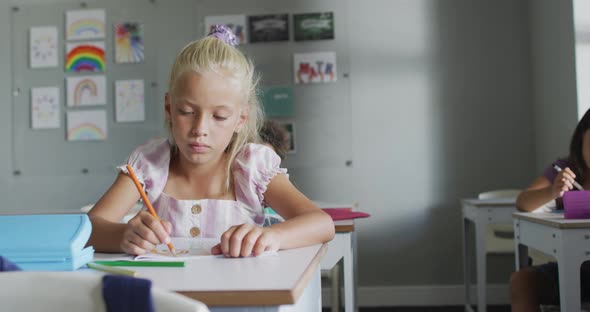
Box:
[117,138,287,239]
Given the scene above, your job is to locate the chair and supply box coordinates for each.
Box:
[0,271,209,311]
[478,189,520,255]
[478,190,553,263]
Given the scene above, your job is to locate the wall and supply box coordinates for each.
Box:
[344,0,536,303]
[1,0,578,306]
[573,0,590,118]
[529,0,577,173]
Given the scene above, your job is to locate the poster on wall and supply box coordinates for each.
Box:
[115,79,145,122]
[293,52,337,84]
[248,14,289,43]
[261,86,294,117]
[115,22,144,63]
[293,12,334,41]
[66,75,106,107]
[66,110,107,141]
[204,15,248,44]
[30,26,58,68]
[65,41,105,73]
[31,87,60,129]
[277,121,296,154]
[66,9,106,41]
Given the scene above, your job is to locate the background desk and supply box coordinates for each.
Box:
[321,219,357,312]
[315,201,359,312]
[462,198,516,312]
[96,244,327,312]
[513,212,590,312]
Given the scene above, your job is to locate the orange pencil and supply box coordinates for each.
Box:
[126,164,176,256]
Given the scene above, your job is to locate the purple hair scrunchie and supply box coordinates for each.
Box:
[208,24,239,47]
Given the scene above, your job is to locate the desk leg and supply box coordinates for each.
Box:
[463,218,473,312]
[557,238,582,312]
[515,244,529,270]
[343,232,355,312]
[514,219,529,271]
[475,217,487,312]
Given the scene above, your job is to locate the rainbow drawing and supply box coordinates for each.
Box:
[67,123,106,140]
[66,110,107,141]
[66,42,105,72]
[66,76,106,107]
[66,9,106,40]
[115,23,144,63]
[67,19,105,39]
[73,79,97,106]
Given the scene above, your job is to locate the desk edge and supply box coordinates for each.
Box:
[178,244,328,306]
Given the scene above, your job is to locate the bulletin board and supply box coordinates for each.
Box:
[10,1,162,177]
[10,0,352,177]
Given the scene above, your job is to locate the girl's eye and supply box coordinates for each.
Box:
[214,115,228,121]
[177,109,194,115]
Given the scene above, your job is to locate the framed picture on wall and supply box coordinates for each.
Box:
[248,14,289,43]
[293,52,337,84]
[293,12,334,41]
[277,120,296,154]
[261,86,294,117]
[204,15,248,44]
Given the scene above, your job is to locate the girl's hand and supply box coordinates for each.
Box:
[552,167,577,198]
[120,210,172,255]
[211,223,280,257]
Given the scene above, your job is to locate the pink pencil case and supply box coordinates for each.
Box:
[563,191,590,219]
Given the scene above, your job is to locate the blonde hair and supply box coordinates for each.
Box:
[167,36,263,192]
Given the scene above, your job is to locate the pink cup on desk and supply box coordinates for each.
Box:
[563,191,590,219]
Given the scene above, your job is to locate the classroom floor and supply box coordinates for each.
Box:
[323,306,510,312]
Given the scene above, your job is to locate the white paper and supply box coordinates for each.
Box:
[66,110,107,141]
[31,87,60,129]
[115,79,145,122]
[66,9,106,40]
[135,238,220,261]
[65,41,105,73]
[66,75,106,107]
[94,237,278,261]
[30,27,58,68]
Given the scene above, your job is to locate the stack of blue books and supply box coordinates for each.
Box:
[0,214,94,271]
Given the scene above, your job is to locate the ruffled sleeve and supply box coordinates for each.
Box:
[233,143,288,210]
[116,138,171,204]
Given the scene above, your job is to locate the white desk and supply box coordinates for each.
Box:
[96,244,327,312]
[461,198,516,312]
[85,200,360,311]
[513,212,590,312]
[321,219,357,312]
[314,201,359,312]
